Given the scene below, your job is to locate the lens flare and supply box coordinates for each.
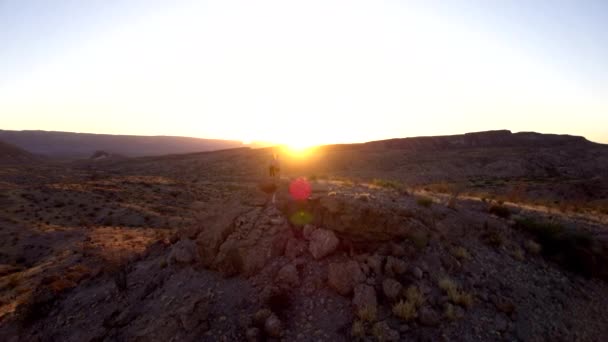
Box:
[289,177,311,201]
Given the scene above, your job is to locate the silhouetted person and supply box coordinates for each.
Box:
[269,152,280,178]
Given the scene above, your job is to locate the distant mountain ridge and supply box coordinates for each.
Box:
[0,130,245,158]
[324,130,594,152]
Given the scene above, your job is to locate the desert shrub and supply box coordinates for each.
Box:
[450,246,471,260]
[481,229,504,247]
[372,178,402,190]
[438,277,473,308]
[515,218,604,279]
[489,204,510,218]
[416,197,433,208]
[444,303,458,321]
[405,285,425,307]
[392,299,417,321]
[351,320,366,338]
[409,230,429,249]
[510,247,525,261]
[392,285,424,321]
[357,305,377,322]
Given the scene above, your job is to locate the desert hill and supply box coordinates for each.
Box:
[0,130,607,341]
[0,140,39,164]
[0,130,245,158]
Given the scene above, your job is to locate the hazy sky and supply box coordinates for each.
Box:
[1,0,607,146]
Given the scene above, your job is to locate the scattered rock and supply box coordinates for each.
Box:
[302,224,316,240]
[169,239,198,264]
[372,321,400,341]
[285,238,307,259]
[328,260,365,296]
[275,263,299,288]
[390,243,406,257]
[253,309,272,326]
[493,296,516,315]
[309,228,340,259]
[385,256,407,276]
[382,278,403,300]
[418,307,440,326]
[366,254,384,275]
[178,298,210,332]
[411,266,423,279]
[352,284,377,317]
[495,314,508,332]
[264,314,282,338]
[246,327,261,342]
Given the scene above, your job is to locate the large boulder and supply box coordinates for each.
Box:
[328,260,365,296]
[309,229,339,259]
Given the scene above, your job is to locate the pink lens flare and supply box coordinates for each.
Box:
[289,177,311,201]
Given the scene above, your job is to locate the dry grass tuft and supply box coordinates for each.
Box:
[450,246,471,260]
[416,197,433,208]
[439,277,473,308]
[392,300,417,321]
[405,285,425,307]
[392,285,425,321]
[351,320,366,338]
[357,305,377,322]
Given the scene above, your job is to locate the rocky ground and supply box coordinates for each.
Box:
[1,144,608,341]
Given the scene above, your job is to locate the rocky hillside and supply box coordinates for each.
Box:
[0,140,38,165]
[326,130,592,152]
[0,131,607,341]
[1,173,607,340]
[0,130,244,158]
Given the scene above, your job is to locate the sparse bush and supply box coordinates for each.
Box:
[351,320,366,338]
[409,230,429,250]
[392,285,424,321]
[489,204,510,218]
[444,303,458,321]
[405,285,425,307]
[357,305,377,322]
[416,197,433,208]
[515,217,605,278]
[482,230,504,247]
[392,299,417,321]
[450,246,471,260]
[439,277,473,308]
[372,178,403,190]
[510,247,525,261]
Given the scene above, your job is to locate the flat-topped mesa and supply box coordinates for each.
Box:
[324,130,591,152]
